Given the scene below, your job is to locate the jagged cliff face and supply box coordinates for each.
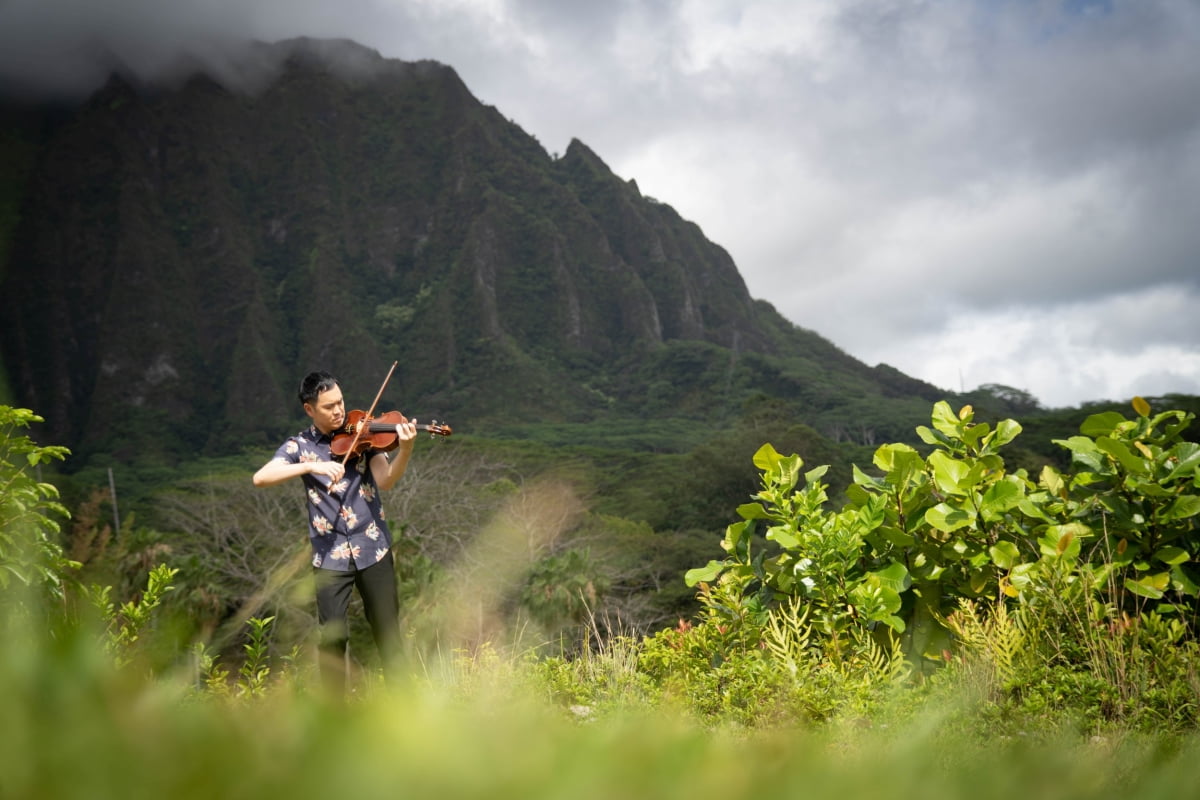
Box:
[0,38,936,463]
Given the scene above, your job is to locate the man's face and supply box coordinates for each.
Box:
[304,384,345,435]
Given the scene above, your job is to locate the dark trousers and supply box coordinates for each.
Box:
[313,551,399,693]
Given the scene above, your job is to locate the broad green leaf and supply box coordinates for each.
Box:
[968,570,988,593]
[1039,465,1065,497]
[751,548,768,582]
[684,560,725,587]
[1132,396,1151,418]
[845,482,872,505]
[931,400,960,437]
[736,502,769,520]
[766,525,800,550]
[1056,434,1099,453]
[1055,437,1107,472]
[877,586,903,615]
[1161,411,1193,441]
[1009,562,1035,592]
[981,478,1022,519]
[925,502,974,532]
[856,496,886,531]
[851,464,883,491]
[804,464,829,484]
[915,425,944,446]
[1164,442,1200,482]
[1018,495,1058,524]
[928,450,971,495]
[1088,562,1115,586]
[1154,546,1190,566]
[1039,524,1084,560]
[991,418,1023,448]
[783,455,805,490]
[1096,437,1149,475]
[1125,572,1169,599]
[721,520,753,558]
[1171,565,1200,596]
[873,443,915,472]
[1098,494,1137,526]
[1080,411,1125,438]
[1161,495,1200,522]
[873,443,923,487]
[752,442,783,472]
[989,541,1020,569]
[880,525,916,547]
[851,582,903,618]
[962,421,990,450]
[871,561,912,594]
[917,563,947,581]
[1128,478,1171,498]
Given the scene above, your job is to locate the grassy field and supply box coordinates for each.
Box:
[6,397,1200,799]
[4,611,1199,800]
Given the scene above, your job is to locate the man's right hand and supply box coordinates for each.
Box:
[308,461,346,482]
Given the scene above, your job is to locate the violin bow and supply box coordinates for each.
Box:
[338,360,398,463]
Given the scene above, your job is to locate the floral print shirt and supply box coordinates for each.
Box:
[269,424,393,571]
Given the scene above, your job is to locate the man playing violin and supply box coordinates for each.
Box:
[253,370,418,693]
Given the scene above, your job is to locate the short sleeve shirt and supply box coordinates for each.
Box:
[269,424,393,571]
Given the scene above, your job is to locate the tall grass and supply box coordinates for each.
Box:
[4,598,1200,800]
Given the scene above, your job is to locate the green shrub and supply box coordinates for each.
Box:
[0,406,75,607]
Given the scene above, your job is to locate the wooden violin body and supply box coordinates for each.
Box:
[330,409,452,461]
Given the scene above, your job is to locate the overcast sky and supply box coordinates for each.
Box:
[3,0,1198,409]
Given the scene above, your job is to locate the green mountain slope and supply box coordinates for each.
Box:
[0,37,941,466]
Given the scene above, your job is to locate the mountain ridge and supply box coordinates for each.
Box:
[0,37,942,466]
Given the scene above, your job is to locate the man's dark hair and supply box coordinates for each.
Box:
[299,371,339,406]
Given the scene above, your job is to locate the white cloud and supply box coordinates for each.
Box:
[865,284,1200,408]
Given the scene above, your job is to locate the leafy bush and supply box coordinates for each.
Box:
[677,397,1200,728]
[0,406,75,607]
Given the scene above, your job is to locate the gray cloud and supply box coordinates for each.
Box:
[2,0,1197,407]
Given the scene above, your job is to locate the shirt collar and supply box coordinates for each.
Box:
[306,424,334,444]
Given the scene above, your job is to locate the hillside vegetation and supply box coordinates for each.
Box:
[4,394,1200,798]
[0,37,940,469]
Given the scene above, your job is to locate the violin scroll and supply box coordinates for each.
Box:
[423,420,453,437]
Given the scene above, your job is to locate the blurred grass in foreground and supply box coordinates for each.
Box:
[3,609,1199,800]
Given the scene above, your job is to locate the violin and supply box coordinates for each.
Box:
[329,361,452,462]
[331,409,453,461]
